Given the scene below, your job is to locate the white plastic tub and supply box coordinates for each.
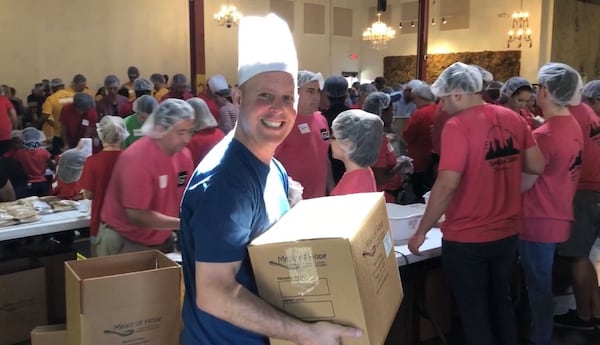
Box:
[385,203,426,244]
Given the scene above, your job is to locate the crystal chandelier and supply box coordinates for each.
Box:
[214,2,242,28]
[507,1,532,48]
[362,13,396,50]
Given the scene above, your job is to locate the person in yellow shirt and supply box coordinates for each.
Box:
[70,74,95,98]
[39,78,74,154]
[150,73,169,102]
[121,66,140,101]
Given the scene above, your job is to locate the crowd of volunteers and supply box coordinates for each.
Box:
[1,12,600,345]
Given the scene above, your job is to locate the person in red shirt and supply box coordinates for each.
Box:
[554,80,600,330]
[96,75,131,118]
[402,83,437,200]
[408,62,545,345]
[98,99,195,256]
[499,77,538,129]
[186,98,225,166]
[275,70,331,199]
[581,80,600,116]
[329,109,381,196]
[160,74,194,102]
[520,63,584,343]
[60,93,98,150]
[0,93,17,155]
[52,147,87,200]
[80,116,129,255]
[13,127,53,196]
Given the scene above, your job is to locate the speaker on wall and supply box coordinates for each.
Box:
[377,0,387,12]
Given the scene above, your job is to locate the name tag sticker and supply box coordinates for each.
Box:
[133,129,143,137]
[81,119,89,127]
[159,175,168,189]
[298,123,310,134]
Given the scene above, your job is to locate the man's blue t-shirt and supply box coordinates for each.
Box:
[179,134,290,345]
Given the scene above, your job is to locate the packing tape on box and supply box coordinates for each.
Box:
[268,246,320,296]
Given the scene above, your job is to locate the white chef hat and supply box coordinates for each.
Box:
[237,14,298,91]
[208,74,229,93]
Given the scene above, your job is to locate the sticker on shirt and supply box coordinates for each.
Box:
[387,142,394,153]
[59,97,74,104]
[81,119,89,127]
[320,128,330,141]
[484,126,521,170]
[133,128,143,137]
[298,123,311,134]
[159,175,168,189]
[177,171,188,186]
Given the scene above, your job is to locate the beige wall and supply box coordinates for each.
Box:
[0,0,190,99]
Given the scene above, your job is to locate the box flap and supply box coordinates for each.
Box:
[385,203,426,219]
[250,193,385,245]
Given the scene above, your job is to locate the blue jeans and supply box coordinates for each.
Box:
[518,240,555,345]
[442,235,518,345]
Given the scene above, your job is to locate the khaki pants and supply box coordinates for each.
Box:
[95,222,174,257]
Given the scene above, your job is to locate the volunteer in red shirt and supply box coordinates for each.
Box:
[160,74,194,102]
[0,92,18,155]
[554,79,600,330]
[98,99,195,256]
[14,127,53,196]
[408,62,545,345]
[402,83,437,200]
[186,98,225,166]
[329,109,381,196]
[60,93,98,150]
[520,63,584,343]
[81,116,129,255]
[275,70,331,199]
[52,147,87,200]
[499,76,538,128]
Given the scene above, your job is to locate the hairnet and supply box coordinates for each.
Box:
[332,109,383,167]
[431,62,483,97]
[362,92,391,116]
[500,77,532,99]
[411,83,435,101]
[133,95,158,114]
[97,116,129,145]
[469,64,494,83]
[297,70,324,89]
[56,148,87,183]
[141,98,195,138]
[537,62,583,107]
[187,97,218,131]
[358,83,377,96]
[73,92,95,111]
[104,75,120,86]
[133,78,153,92]
[50,78,64,88]
[11,130,22,140]
[404,79,424,90]
[22,127,46,146]
[150,73,165,84]
[582,80,600,99]
[323,75,348,98]
[171,74,188,86]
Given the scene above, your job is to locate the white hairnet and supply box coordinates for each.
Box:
[469,64,494,83]
[500,77,532,99]
[362,92,391,116]
[297,70,324,89]
[104,74,120,86]
[582,80,600,99]
[431,62,483,97]
[11,130,22,140]
[141,98,195,139]
[332,109,383,167]
[22,127,46,146]
[537,62,583,107]
[133,78,153,92]
[358,83,377,96]
[187,97,218,131]
[405,79,424,90]
[56,148,87,183]
[411,83,435,101]
[133,95,159,114]
[97,115,129,145]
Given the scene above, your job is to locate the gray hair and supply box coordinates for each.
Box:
[171,73,188,86]
[56,148,87,183]
[332,109,383,167]
[133,95,158,114]
[362,92,391,116]
[141,98,195,138]
[97,116,129,145]
[150,73,166,84]
[104,74,120,87]
[73,93,95,111]
[187,97,218,131]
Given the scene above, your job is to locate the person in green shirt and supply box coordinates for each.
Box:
[122,95,158,148]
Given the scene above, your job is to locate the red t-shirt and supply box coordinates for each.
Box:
[161,91,194,102]
[121,101,134,117]
[373,136,402,202]
[80,150,122,236]
[13,148,51,183]
[101,137,194,245]
[439,104,536,243]
[522,115,583,242]
[197,94,221,124]
[60,103,99,148]
[275,113,330,199]
[431,106,451,155]
[186,128,225,167]
[52,180,82,199]
[403,103,436,172]
[519,108,536,129]
[569,103,600,192]
[330,168,377,196]
[0,95,15,141]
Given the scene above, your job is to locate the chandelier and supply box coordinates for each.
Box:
[362,13,396,50]
[214,2,242,28]
[507,1,532,48]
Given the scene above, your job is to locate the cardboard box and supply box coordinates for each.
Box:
[65,250,181,345]
[249,193,403,345]
[31,324,67,345]
[0,260,47,345]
